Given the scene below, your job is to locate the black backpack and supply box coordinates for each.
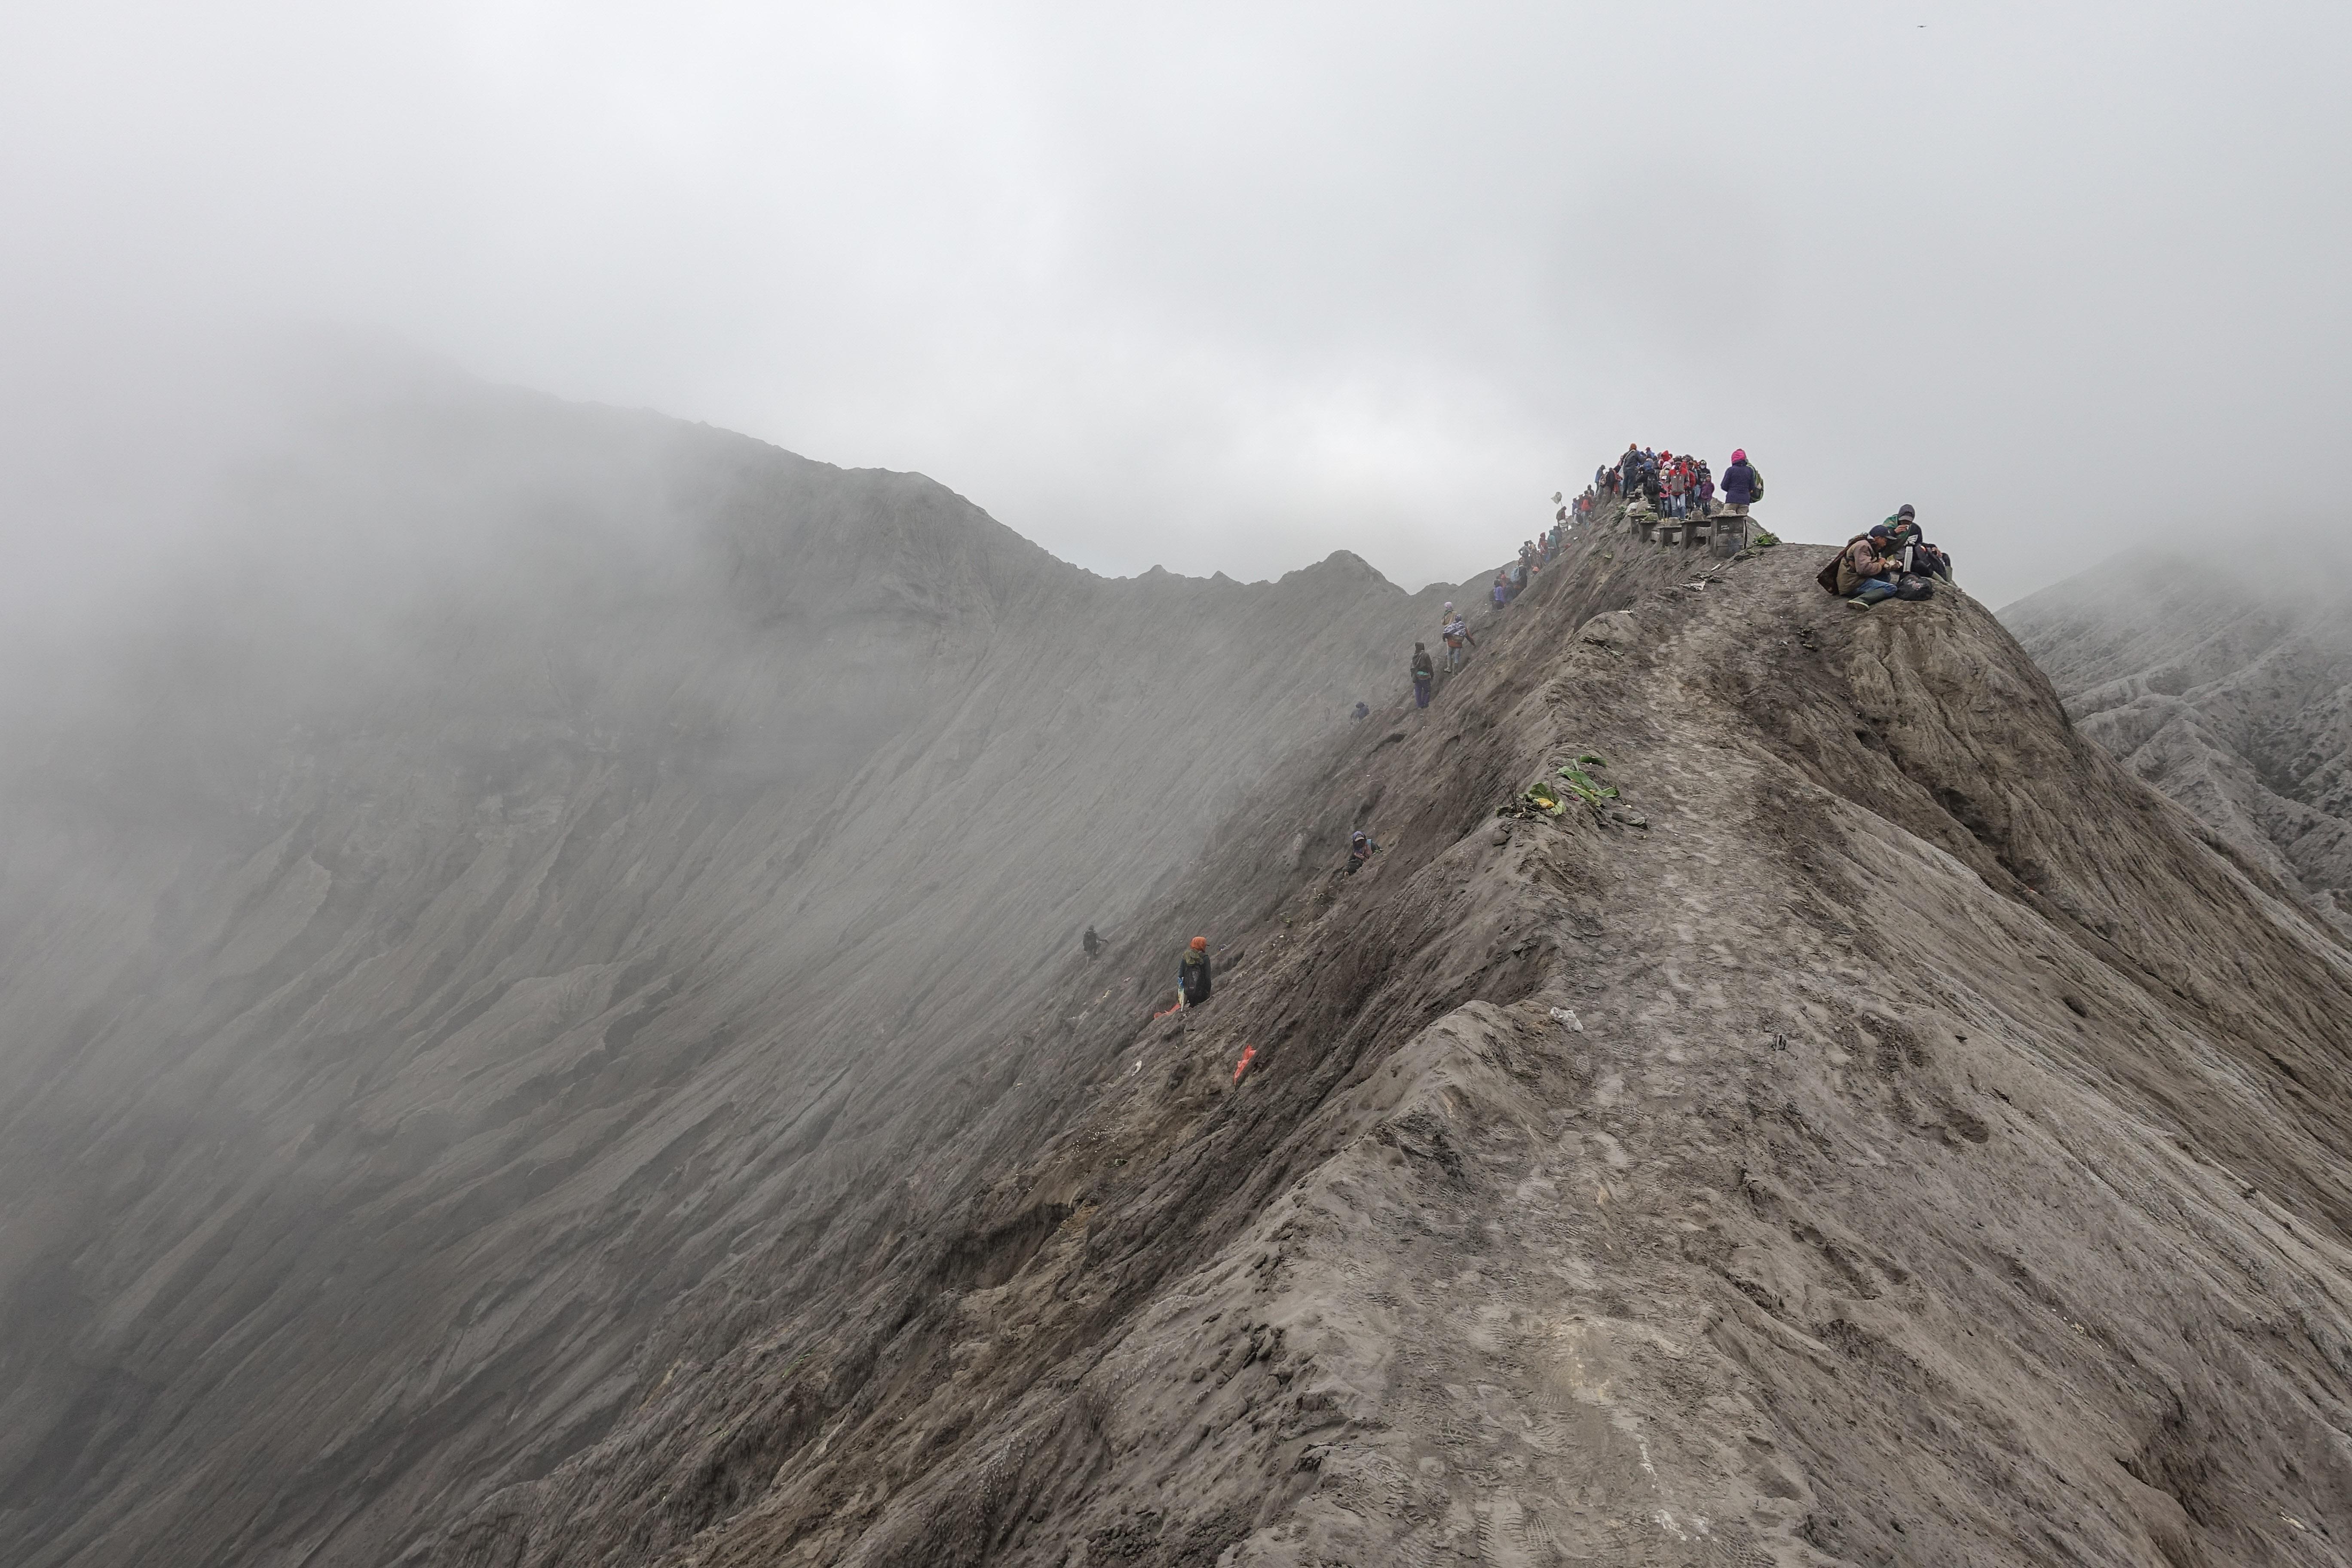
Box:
[1895,573,1934,601]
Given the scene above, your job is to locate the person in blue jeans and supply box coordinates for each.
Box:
[1410,643,1434,707]
[1838,525,1902,607]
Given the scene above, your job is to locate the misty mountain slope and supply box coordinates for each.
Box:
[441,516,2352,1566]
[0,375,1469,1568]
[2005,554,2352,931]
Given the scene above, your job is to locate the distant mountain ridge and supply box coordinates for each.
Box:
[0,370,1472,1567]
[2005,551,2352,931]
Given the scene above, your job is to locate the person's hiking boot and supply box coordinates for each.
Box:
[1845,598,1872,611]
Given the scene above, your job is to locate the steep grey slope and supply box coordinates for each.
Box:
[0,372,1467,1567]
[2005,552,2352,929]
[433,513,2352,1567]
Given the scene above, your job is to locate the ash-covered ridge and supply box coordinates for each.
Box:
[0,372,1464,1568]
[8,410,2352,1568]
[2006,550,2352,931]
[445,513,2352,1566]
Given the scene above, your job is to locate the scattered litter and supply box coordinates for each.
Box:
[1233,1044,1257,1085]
[1132,1059,1142,1075]
[1550,1006,1584,1032]
[1576,752,1608,769]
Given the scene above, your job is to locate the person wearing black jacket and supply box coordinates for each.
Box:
[1178,937,1211,1007]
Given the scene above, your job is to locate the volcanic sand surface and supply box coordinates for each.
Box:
[455,521,2352,1565]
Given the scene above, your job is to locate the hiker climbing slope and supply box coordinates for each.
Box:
[1442,608,1475,671]
[1346,830,1380,875]
[1177,936,1212,1008]
[1083,925,1101,961]
[1411,643,1435,709]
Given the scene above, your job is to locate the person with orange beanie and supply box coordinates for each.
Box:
[1177,936,1212,1008]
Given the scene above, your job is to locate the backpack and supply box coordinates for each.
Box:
[1818,533,1870,595]
[1179,949,1210,1002]
[1747,466,1763,502]
[1895,574,1934,601]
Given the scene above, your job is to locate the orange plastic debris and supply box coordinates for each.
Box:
[1232,1044,1256,1084]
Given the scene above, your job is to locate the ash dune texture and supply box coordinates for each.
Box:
[444,524,2352,1568]
[0,376,1453,1567]
[2006,554,2352,935]
[3,422,2349,1568]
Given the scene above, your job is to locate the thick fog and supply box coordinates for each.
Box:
[4,2,2348,609]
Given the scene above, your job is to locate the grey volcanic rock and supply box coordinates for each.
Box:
[2006,551,2352,929]
[0,374,1467,1568]
[446,519,2351,1565]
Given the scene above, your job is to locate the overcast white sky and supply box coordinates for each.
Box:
[3,1,2346,606]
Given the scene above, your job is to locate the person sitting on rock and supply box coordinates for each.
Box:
[1177,936,1212,1008]
[1838,524,1902,607]
[1883,505,1953,583]
[1345,831,1380,874]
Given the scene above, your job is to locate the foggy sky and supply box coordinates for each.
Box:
[3,2,2347,609]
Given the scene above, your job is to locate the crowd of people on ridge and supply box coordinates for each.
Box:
[1560,443,1762,524]
[1129,443,1962,1015]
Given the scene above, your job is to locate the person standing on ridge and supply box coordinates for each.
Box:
[1411,642,1435,708]
[1720,449,1761,517]
[1177,936,1212,1008]
[1082,925,1101,960]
